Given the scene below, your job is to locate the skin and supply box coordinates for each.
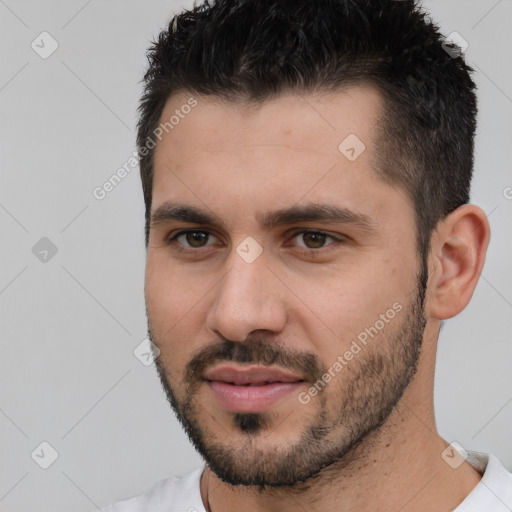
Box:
[145,86,490,512]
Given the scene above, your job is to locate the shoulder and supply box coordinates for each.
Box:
[98,466,205,512]
[455,451,512,511]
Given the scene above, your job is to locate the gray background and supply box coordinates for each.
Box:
[0,1,511,511]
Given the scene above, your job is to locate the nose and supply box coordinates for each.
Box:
[206,250,288,342]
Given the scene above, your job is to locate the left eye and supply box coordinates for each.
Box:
[290,230,338,249]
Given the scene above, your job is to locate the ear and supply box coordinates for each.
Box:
[427,204,491,320]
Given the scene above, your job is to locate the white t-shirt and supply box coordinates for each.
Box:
[99,451,512,512]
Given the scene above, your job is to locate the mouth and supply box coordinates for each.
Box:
[204,364,304,384]
[215,380,301,386]
[203,364,306,413]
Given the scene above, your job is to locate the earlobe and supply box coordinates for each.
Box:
[428,204,491,320]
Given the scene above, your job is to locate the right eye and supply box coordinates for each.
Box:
[166,229,221,251]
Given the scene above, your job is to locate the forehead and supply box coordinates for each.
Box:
[150,86,411,231]
[154,86,383,162]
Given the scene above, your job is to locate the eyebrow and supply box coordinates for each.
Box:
[150,201,377,233]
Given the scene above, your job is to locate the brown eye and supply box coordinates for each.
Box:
[291,230,337,250]
[302,232,327,248]
[184,231,209,247]
[170,230,219,249]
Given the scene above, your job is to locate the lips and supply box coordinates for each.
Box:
[203,365,304,386]
[203,364,305,413]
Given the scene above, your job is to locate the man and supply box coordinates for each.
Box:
[101,0,512,510]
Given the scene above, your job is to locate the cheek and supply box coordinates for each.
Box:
[145,258,207,367]
[292,261,410,358]
[145,253,200,318]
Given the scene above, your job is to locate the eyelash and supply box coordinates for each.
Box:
[165,229,343,257]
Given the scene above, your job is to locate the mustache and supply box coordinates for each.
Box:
[184,334,326,386]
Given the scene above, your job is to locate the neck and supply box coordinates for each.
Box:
[200,398,482,512]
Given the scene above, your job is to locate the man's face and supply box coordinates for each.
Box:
[145,87,427,486]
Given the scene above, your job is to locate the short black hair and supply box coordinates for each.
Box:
[137,0,477,259]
